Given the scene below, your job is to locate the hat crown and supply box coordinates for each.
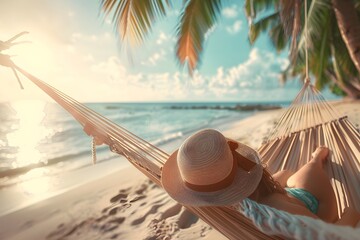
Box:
[177,129,233,186]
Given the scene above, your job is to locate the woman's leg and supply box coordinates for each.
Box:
[287,147,338,222]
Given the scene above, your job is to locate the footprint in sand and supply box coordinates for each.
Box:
[104,180,154,219]
[108,203,132,215]
[46,180,160,240]
[110,193,127,203]
[145,203,201,239]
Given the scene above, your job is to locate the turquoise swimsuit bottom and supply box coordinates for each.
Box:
[285,188,319,214]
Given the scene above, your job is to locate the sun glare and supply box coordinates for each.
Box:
[6,100,50,168]
[10,39,55,72]
[18,168,52,195]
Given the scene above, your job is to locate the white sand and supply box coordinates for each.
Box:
[1,100,359,240]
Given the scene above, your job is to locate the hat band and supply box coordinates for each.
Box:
[184,156,237,192]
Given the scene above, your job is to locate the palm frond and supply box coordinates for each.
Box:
[331,45,346,85]
[244,0,254,19]
[100,0,170,46]
[279,0,301,56]
[297,0,331,51]
[244,0,279,19]
[268,23,287,52]
[278,0,296,36]
[175,0,222,74]
[312,17,331,89]
[249,12,279,44]
[356,1,360,10]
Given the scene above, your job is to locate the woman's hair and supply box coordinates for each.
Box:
[258,165,286,194]
[231,145,285,195]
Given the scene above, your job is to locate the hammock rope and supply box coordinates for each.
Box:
[14,65,167,179]
[92,137,97,165]
[305,0,309,82]
[6,4,360,236]
[14,65,280,239]
[12,64,360,239]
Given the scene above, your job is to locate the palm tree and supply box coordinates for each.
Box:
[100,0,360,98]
[246,0,360,98]
[332,0,360,74]
[100,0,222,75]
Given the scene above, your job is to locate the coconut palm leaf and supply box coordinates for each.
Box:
[244,0,279,19]
[293,0,329,86]
[308,1,332,89]
[175,0,222,74]
[296,0,358,87]
[279,0,301,56]
[248,12,279,44]
[312,23,331,89]
[297,0,328,52]
[100,0,170,46]
[268,23,287,52]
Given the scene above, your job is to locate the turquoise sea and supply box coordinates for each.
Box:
[0,100,289,215]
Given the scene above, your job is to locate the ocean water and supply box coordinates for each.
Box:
[0,100,288,214]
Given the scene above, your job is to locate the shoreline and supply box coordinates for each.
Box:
[0,101,262,217]
[1,100,359,240]
[0,107,257,217]
[0,106,276,240]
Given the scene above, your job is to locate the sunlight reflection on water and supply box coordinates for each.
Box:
[18,168,53,195]
[6,100,51,168]
[4,100,57,196]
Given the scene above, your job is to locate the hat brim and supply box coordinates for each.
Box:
[161,143,263,206]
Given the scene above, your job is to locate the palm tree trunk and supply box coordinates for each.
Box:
[327,70,360,99]
[332,0,360,74]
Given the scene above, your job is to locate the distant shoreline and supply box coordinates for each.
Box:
[165,104,282,111]
[104,102,285,111]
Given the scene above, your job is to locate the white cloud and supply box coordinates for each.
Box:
[222,5,239,18]
[91,56,129,84]
[91,48,292,102]
[141,49,167,66]
[178,48,291,100]
[156,32,170,45]
[66,45,76,53]
[68,11,75,17]
[205,25,217,40]
[226,20,242,34]
[167,9,180,17]
[71,33,105,43]
[90,35,98,42]
[105,19,112,25]
[71,32,83,41]
[83,54,95,62]
[0,0,298,103]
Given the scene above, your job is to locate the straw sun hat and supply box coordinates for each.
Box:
[161,129,264,206]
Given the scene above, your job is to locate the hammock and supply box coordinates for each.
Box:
[13,65,360,240]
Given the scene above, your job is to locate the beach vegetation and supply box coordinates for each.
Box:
[100,0,360,98]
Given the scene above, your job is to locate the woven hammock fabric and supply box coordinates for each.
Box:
[14,65,360,239]
[259,82,360,216]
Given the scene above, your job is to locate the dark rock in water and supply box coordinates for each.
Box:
[105,106,121,110]
[167,104,281,111]
[233,104,281,111]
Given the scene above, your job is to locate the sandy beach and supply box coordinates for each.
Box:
[1,100,359,240]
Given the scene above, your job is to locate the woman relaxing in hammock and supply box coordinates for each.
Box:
[161,129,360,227]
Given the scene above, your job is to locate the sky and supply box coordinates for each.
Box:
[0,0,339,103]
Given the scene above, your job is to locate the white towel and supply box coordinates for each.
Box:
[233,199,360,240]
